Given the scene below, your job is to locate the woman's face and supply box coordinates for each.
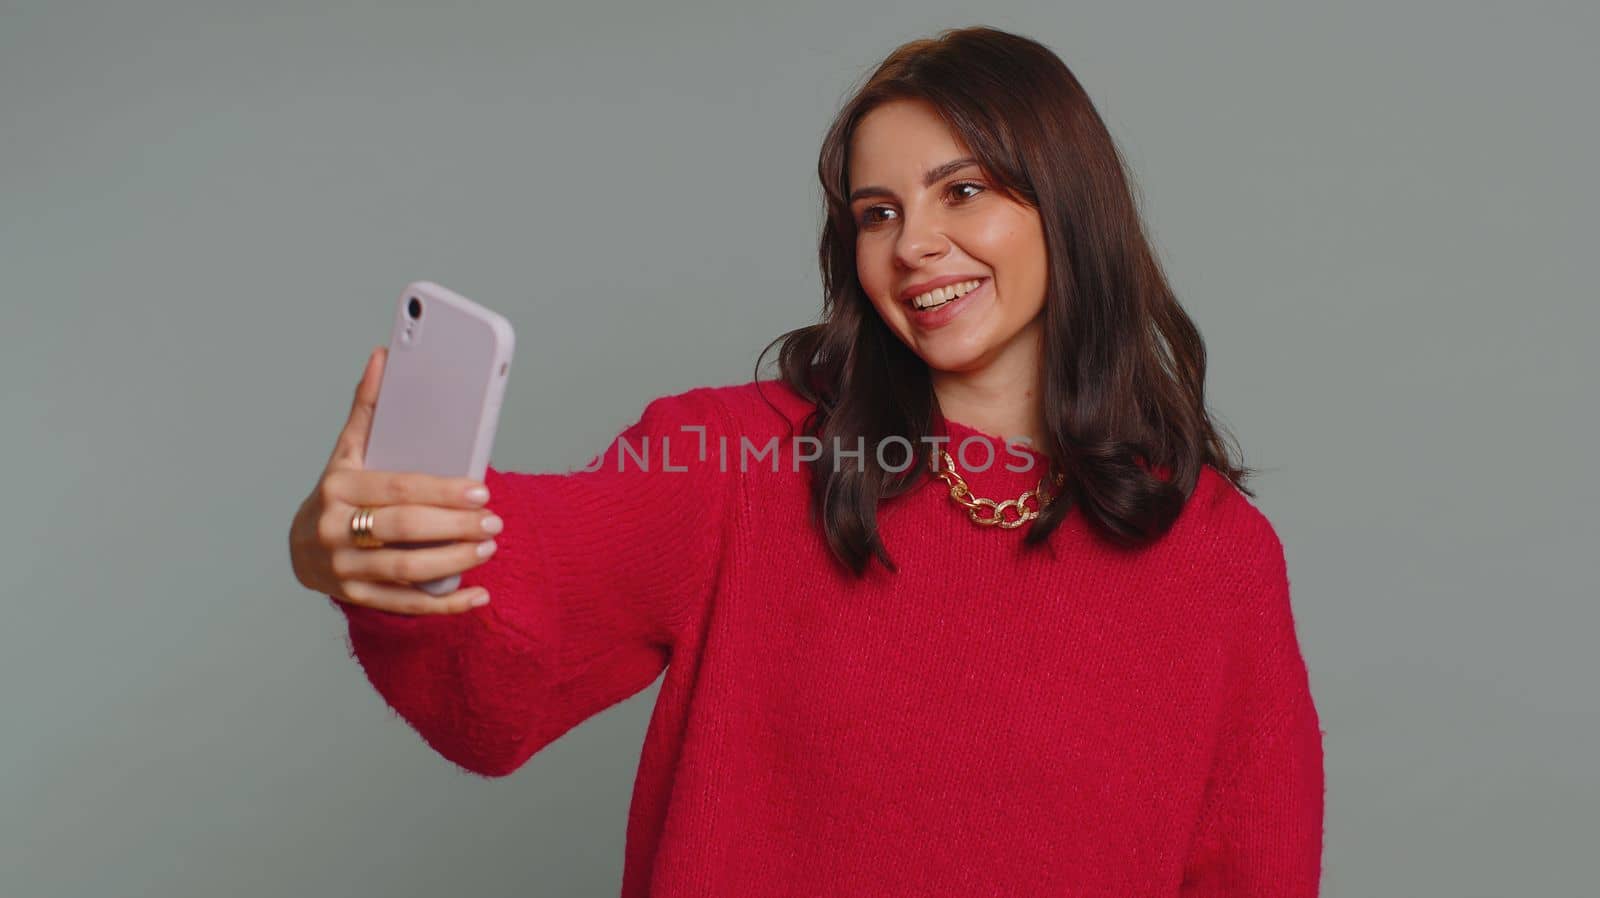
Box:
[848,98,1049,377]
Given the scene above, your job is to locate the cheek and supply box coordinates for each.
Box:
[976,219,1029,265]
[945,227,1006,288]
[855,239,892,302]
[985,218,1047,300]
[856,263,911,336]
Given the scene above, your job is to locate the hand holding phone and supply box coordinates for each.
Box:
[290,345,506,615]
[360,281,516,594]
[290,281,515,609]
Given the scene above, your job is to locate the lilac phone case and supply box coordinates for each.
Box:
[363,280,515,596]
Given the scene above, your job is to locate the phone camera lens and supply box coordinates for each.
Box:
[407,297,422,319]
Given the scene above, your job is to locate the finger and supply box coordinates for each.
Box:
[330,536,498,585]
[328,345,387,470]
[324,470,495,517]
[319,497,499,549]
[335,579,491,616]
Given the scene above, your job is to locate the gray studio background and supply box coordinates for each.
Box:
[3,2,1595,896]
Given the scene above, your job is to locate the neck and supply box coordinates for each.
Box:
[929,327,1046,452]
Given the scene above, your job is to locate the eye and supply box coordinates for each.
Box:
[859,206,894,228]
[857,180,987,229]
[948,180,985,201]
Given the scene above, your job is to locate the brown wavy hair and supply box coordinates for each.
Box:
[755,25,1254,576]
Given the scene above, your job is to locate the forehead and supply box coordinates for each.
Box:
[848,99,968,184]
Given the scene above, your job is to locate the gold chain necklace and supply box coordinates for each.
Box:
[932,449,1066,529]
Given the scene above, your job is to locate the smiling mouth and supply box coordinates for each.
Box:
[908,277,988,311]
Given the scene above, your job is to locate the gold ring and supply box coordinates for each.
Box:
[349,506,383,549]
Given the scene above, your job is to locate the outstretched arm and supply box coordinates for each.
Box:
[329,388,737,777]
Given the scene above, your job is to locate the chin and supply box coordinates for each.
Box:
[911,339,994,375]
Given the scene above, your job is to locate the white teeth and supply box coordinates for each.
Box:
[911,278,983,310]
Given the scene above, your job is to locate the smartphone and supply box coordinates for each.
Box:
[364,280,515,596]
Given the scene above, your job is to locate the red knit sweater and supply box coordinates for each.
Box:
[330,379,1325,896]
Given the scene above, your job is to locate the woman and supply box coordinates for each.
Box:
[289,25,1325,897]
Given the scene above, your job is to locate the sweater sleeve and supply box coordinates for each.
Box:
[1179,521,1326,897]
[326,387,736,777]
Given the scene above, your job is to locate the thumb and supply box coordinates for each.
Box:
[328,345,386,470]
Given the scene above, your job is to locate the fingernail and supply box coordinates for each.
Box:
[466,485,490,504]
[476,539,497,557]
[469,590,490,607]
[481,514,503,534]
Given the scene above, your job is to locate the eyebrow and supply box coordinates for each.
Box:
[848,156,980,204]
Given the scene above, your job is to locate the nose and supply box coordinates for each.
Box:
[894,209,950,267]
